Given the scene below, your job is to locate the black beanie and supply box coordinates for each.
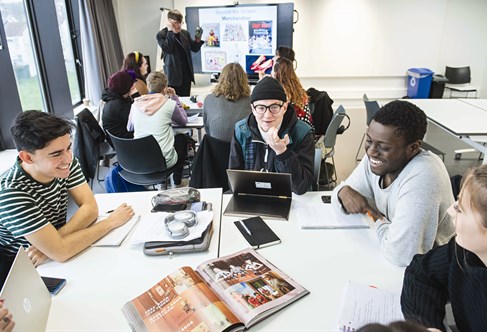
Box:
[108,71,135,96]
[250,76,287,103]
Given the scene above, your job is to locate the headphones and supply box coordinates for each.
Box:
[337,113,351,135]
[165,210,197,239]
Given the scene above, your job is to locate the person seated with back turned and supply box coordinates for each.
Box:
[122,51,149,98]
[229,76,314,195]
[203,62,251,142]
[0,111,134,284]
[128,71,188,187]
[331,100,454,266]
[401,164,487,332]
[102,70,135,139]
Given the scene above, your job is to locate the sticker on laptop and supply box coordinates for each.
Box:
[255,182,272,189]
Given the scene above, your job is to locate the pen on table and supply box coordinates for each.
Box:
[239,220,252,235]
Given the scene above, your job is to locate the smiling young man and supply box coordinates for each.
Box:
[331,100,455,266]
[0,111,134,286]
[229,76,315,195]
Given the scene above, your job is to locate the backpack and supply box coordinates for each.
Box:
[105,164,146,193]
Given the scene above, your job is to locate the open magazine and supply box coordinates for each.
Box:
[122,249,309,331]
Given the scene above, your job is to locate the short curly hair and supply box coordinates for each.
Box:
[372,100,427,144]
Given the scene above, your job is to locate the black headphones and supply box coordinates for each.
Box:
[337,113,351,135]
[164,210,197,239]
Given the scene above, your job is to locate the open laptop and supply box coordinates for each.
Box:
[0,247,51,331]
[224,169,292,220]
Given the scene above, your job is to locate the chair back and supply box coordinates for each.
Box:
[312,148,322,191]
[364,100,380,126]
[445,66,471,84]
[108,133,167,174]
[323,106,347,149]
[362,93,369,102]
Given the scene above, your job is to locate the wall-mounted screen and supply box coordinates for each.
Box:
[186,3,294,78]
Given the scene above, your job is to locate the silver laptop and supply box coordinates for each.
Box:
[0,247,51,331]
[224,169,292,220]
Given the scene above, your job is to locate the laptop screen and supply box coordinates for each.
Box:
[227,169,292,198]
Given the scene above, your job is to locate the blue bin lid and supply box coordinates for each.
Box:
[408,68,434,78]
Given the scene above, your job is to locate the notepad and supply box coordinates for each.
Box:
[233,216,281,249]
[297,203,369,229]
[92,215,140,246]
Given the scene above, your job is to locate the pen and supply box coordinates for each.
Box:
[239,220,252,235]
[366,211,375,222]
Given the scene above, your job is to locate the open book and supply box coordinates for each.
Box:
[122,249,309,331]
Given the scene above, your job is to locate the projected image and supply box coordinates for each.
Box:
[204,51,226,71]
[248,21,273,54]
[222,23,246,42]
[202,23,220,47]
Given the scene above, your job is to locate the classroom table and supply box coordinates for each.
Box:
[179,96,203,116]
[407,99,487,164]
[38,188,223,331]
[459,98,487,111]
[174,115,205,142]
[0,149,17,176]
[219,192,406,331]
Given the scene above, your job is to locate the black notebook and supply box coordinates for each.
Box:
[234,217,281,249]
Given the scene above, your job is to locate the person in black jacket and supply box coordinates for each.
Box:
[401,164,487,332]
[156,9,203,96]
[102,71,135,139]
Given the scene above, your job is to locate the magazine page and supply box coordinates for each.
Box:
[122,266,244,332]
[195,249,309,327]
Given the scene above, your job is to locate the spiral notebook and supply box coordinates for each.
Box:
[234,216,281,249]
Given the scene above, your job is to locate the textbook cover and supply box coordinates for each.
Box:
[122,249,308,332]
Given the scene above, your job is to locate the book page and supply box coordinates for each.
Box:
[122,266,243,332]
[195,249,309,327]
[337,281,404,331]
[297,202,369,229]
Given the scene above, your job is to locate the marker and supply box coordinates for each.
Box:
[239,220,252,235]
[366,211,375,222]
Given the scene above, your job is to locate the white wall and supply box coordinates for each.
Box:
[113,0,487,107]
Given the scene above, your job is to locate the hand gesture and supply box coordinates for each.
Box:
[338,186,381,218]
[164,87,176,97]
[105,203,135,229]
[0,303,14,332]
[26,246,49,267]
[167,21,173,31]
[267,127,289,155]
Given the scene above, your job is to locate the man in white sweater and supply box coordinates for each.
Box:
[331,100,455,266]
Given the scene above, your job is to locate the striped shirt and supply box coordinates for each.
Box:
[0,157,86,259]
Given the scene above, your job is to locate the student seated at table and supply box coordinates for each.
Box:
[229,76,314,195]
[357,321,439,332]
[401,164,487,332]
[0,111,134,284]
[203,63,251,142]
[102,70,136,139]
[122,51,149,98]
[128,71,188,186]
[331,100,455,266]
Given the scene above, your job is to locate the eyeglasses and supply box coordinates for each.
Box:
[252,103,284,114]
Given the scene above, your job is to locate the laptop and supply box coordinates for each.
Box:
[224,169,292,220]
[0,247,51,331]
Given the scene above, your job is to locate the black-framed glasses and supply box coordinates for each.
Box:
[252,103,284,114]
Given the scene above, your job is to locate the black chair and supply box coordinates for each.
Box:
[107,133,175,189]
[189,135,231,192]
[355,94,381,161]
[444,66,477,98]
[312,148,322,191]
[73,108,115,186]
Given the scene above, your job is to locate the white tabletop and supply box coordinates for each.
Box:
[39,188,223,331]
[407,99,487,136]
[0,149,17,176]
[179,96,203,116]
[219,192,405,331]
[459,98,487,112]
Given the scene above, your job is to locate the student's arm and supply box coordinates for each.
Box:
[401,240,452,331]
[25,203,134,265]
[168,93,188,126]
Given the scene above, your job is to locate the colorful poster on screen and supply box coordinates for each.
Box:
[197,5,277,73]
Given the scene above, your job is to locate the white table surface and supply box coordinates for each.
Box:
[179,96,203,116]
[459,98,487,111]
[219,191,405,331]
[39,188,223,331]
[0,149,17,176]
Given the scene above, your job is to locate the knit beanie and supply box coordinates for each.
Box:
[108,71,135,96]
[250,76,287,103]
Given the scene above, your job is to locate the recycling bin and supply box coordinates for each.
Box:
[407,68,434,98]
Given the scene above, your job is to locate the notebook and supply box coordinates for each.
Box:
[234,216,281,249]
[0,247,51,331]
[224,169,292,220]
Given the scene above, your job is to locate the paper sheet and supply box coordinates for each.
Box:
[297,203,369,229]
[127,210,214,244]
[187,114,200,123]
[337,281,404,331]
[92,215,140,246]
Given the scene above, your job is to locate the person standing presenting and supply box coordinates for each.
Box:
[156,9,203,97]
